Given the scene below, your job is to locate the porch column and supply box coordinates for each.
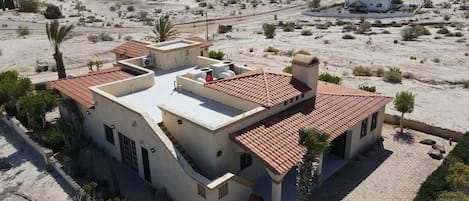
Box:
[316,153,324,176]
[265,168,287,201]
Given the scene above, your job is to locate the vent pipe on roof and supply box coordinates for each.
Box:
[292,54,320,96]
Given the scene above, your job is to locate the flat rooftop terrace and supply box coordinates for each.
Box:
[117,66,244,127]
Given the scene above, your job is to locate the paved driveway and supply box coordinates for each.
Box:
[0,122,72,201]
[311,124,455,201]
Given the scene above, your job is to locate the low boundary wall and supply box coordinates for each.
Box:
[302,11,416,18]
[384,114,464,141]
[0,114,82,194]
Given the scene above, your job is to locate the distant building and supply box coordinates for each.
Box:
[345,0,393,12]
[51,39,392,201]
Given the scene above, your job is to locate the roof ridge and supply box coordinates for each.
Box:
[319,92,393,99]
[206,68,263,85]
[261,68,273,107]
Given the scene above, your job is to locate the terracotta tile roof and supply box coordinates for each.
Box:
[50,67,135,108]
[111,40,150,58]
[205,68,311,107]
[185,36,213,48]
[231,82,392,174]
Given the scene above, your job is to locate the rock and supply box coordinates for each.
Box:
[432,144,446,154]
[428,149,443,160]
[420,139,436,145]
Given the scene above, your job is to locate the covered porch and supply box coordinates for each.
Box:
[252,153,348,201]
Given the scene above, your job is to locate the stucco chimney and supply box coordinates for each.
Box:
[292,54,320,95]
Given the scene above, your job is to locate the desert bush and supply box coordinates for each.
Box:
[353,66,373,76]
[18,0,39,12]
[295,50,311,55]
[127,5,135,12]
[323,40,330,44]
[383,68,402,83]
[124,35,132,41]
[401,25,428,40]
[357,20,371,34]
[342,25,356,32]
[240,3,246,9]
[437,27,450,34]
[44,4,63,19]
[207,4,214,9]
[99,33,114,41]
[465,53,469,57]
[376,68,384,77]
[199,2,207,7]
[218,24,232,34]
[208,50,225,60]
[280,49,295,57]
[264,46,280,54]
[342,34,356,39]
[114,23,123,28]
[109,5,117,11]
[136,11,149,21]
[316,23,330,30]
[319,73,341,84]
[263,23,276,39]
[87,34,99,43]
[283,23,295,32]
[358,84,376,92]
[283,66,292,73]
[2,24,7,27]
[432,58,441,63]
[443,15,451,21]
[301,30,312,36]
[308,0,321,11]
[69,13,81,17]
[410,56,417,60]
[382,30,391,34]
[16,26,30,37]
[462,80,469,88]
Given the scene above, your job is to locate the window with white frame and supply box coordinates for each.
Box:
[360,118,368,138]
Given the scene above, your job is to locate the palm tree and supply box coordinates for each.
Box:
[152,16,177,42]
[46,20,74,79]
[296,128,330,201]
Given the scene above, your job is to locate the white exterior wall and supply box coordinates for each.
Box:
[345,106,386,159]
[362,0,392,11]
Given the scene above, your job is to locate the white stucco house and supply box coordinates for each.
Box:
[345,0,393,12]
[50,39,392,201]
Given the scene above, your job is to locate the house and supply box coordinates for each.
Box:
[50,39,392,201]
[111,36,213,62]
[345,0,393,12]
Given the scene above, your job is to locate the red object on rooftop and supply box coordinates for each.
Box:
[205,73,213,82]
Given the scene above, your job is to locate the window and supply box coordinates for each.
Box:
[119,133,138,171]
[360,119,368,138]
[377,3,382,7]
[104,124,114,145]
[371,112,378,131]
[218,183,228,199]
[197,184,206,199]
[240,153,252,170]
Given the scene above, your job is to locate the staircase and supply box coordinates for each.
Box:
[158,123,204,175]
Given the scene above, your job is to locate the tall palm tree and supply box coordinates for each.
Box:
[46,20,74,79]
[296,128,330,201]
[152,16,177,42]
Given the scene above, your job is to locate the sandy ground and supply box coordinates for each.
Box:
[0,0,468,133]
[0,123,72,201]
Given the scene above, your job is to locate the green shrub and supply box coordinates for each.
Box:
[16,26,30,37]
[283,66,292,73]
[319,73,341,84]
[463,80,469,89]
[44,4,63,19]
[283,23,295,32]
[383,68,402,83]
[342,34,356,39]
[208,50,225,60]
[218,24,232,34]
[99,33,114,41]
[353,66,373,76]
[301,30,312,36]
[357,20,371,34]
[126,5,135,12]
[437,27,450,34]
[436,191,469,201]
[87,34,99,43]
[358,84,376,92]
[124,35,132,41]
[18,0,39,12]
[263,23,276,39]
[69,13,81,17]
[375,68,384,77]
[401,25,429,40]
[264,46,280,54]
[316,23,330,30]
[36,128,65,152]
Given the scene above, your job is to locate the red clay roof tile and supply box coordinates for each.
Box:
[185,36,213,48]
[111,40,150,58]
[50,67,135,108]
[231,81,393,175]
[205,68,311,107]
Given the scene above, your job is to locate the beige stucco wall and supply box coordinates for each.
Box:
[345,106,386,159]
[150,47,199,70]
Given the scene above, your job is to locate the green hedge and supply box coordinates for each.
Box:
[414,133,469,201]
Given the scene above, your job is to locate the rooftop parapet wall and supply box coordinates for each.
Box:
[95,58,155,97]
[196,56,254,73]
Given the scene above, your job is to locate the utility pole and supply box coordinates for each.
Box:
[205,10,209,41]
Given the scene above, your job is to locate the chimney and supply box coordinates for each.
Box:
[292,54,320,95]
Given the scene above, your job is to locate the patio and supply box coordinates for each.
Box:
[253,153,348,201]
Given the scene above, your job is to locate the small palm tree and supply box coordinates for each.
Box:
[297,128,330,201]
[153,16,177,42]
[394,91,415,134]
[46,20,74,79]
